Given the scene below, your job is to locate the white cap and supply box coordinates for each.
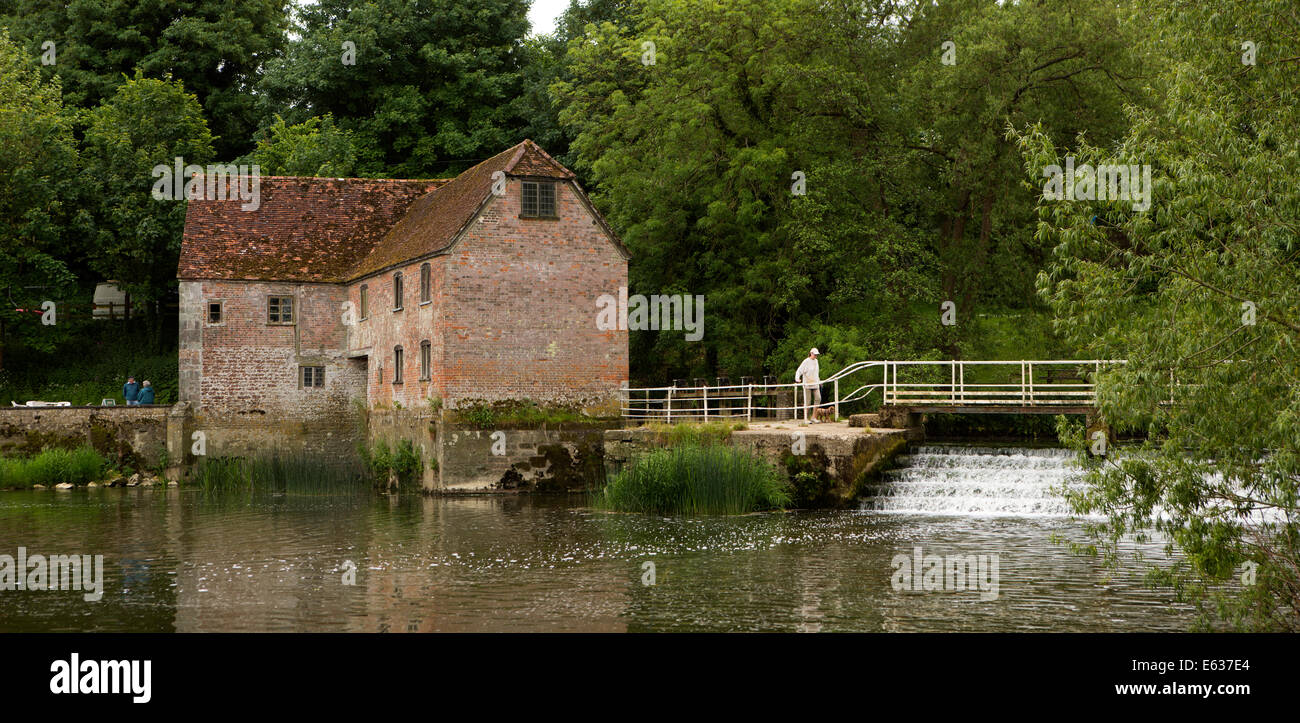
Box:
[810,348,820,356]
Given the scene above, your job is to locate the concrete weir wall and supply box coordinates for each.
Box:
[604,423,920,505]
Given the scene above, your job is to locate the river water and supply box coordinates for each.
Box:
[0,445,1194,632]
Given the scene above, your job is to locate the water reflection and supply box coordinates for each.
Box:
[0,486,1193,632]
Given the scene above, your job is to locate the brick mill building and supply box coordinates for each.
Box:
[176,140,629,455]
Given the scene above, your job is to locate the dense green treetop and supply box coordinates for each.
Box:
[0,0,288,160]
[258,0,531,177]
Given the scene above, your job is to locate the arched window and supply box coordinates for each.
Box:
[393,346,404,384]
[419,340,431,380]
[392,272,403,311]
[419,263,431,303]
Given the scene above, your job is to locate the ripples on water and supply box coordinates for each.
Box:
[0,445,1195,632]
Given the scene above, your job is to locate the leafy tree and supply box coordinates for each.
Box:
[243,114,357,177]
[0,30,83,367]
[0,0,288,160]
[80,73,214,352]
[1016,0,1300,630]
[553,0,1141,384]
[890,0,1142,338]
[514,0,642,169]
[259,0,531,177]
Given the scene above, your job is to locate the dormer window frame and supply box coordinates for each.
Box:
[519,178,558,220]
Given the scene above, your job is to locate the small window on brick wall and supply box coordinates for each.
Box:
[420,340,431,380]
[393,273,403,311]
[420,263,431,303]
[300,365,325,388]
[268,295,294,324]
[521,180,556,218]
[359,285,369,319]
[207,300,223,324]
[393,346,404,384]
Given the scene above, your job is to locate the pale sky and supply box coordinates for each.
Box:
[293,1,571,38]
[528,0,570,36]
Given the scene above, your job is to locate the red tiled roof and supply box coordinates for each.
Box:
[179,176,445,282]
[179,140,606,283]
[348,140,578,279]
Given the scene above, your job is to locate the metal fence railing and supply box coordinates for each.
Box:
[620,360,1126,422]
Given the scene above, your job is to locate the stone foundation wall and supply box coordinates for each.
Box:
[439,425,615,491]
[367,407,617,492]
[186,410,363,462]
[0,406,174,469]
[0,402,621,492]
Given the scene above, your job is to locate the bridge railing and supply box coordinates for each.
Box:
[882,360,1125,407]
[620,359,1126,422]
[619,361,886,422]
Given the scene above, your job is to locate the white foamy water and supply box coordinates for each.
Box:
[863,445,1088,517]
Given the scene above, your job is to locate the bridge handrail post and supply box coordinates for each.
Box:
[746,384,752,421]
[666,388,673,423]
[1021,361,1027,405]
[703,386,709,421]
[834,378,840,420]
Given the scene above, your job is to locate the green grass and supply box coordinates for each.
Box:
[455,399,601,429]
[0,446,108,488]
[190,451,369,494]
[358,439,426,490]
[640,420,748,446]
[594,443,790,515]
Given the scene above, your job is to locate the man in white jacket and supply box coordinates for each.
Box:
[795,348,821,423]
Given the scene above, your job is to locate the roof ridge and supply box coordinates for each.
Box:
[503,142,530,174]
[188,174,452,183]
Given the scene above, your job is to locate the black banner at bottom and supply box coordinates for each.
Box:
[0,633,1283,711]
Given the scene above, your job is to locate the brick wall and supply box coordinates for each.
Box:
[344,176,628,411]
[178,279,366,455]
[344,257,446,412]
[440,177,627,408]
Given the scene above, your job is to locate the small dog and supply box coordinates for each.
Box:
[812,406,836,423]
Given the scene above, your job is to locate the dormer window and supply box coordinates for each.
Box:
[521,180,556,218]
